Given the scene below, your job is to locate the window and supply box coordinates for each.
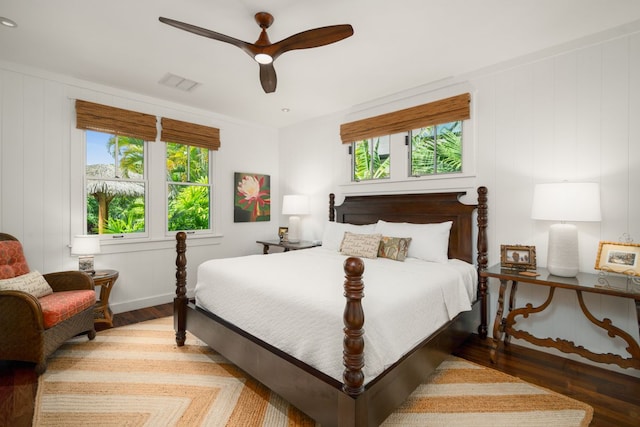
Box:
[166,142,211,231]
[410,120,462,176]
[352,136,390,181]
[340,93,470,184]
[85,130,147,235]
[76,100,220,240]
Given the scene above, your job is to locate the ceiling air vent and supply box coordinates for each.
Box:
[159,73,200,92]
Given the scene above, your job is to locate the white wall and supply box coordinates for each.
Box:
[0,62,279,313]
[279,26,640,377]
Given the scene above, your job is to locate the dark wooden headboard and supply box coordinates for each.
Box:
[329,188,487,264]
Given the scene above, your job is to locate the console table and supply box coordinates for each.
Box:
[481,264,640,369]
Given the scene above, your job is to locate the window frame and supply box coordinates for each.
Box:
[350,135,391,182]
[164,141,213,236]
[408,120,463,178]
[83,130,150,240]
[71,127,219,250]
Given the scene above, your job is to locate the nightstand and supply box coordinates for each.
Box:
[256,239,320,254]
[92,269,119,328]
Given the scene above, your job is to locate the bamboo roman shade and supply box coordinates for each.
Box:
[340,93,470,143]
[160,118,220,151]
[75,100,157,141]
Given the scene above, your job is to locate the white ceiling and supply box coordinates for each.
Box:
[2,1,640,128]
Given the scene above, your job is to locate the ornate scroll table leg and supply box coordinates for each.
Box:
[490,279,508,363]
[504,281,518,345]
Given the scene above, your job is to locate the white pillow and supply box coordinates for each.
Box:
[321,221,376,251]
[374,220,453,263]
[0,270,53,298]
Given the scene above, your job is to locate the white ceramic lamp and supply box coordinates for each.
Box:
[282,195,309,243]
[531,183,601,277]
[71,235,101,275]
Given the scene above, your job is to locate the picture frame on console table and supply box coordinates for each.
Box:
[278,226,288,242]
[595,241,640,276]
[500,244,536,270]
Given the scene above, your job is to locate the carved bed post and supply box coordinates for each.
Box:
[342,256,365,396]
[329,193,336,222]
[174,231,188,346]
[476,186,489,338]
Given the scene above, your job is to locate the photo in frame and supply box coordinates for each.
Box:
[500,244,536,270]
[594,241,640,276]
[278,227,288,242]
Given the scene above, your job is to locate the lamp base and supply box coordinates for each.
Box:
[547,223,579,277]
[288,216,301,243]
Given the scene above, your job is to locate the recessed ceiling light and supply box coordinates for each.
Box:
[281,108,290,113]
[0,17,17,28]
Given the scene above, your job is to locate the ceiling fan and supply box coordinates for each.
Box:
[159,12,354,93]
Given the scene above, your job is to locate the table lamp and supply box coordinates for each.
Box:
[71,235,101,275]
[531,182,601,277]
[282,195,309,243]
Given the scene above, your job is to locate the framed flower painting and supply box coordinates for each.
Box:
[234,172,271,222]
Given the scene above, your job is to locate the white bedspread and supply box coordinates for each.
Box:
[195,247,476,383]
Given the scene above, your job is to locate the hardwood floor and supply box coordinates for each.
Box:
[1,303,638,426]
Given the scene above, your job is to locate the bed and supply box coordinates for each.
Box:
[173,187,489,427]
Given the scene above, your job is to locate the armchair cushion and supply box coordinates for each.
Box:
[0,240,30,279]
[39,290,96,329]
[0,270,53,298]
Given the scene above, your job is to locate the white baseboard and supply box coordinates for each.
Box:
[110,293,175,314]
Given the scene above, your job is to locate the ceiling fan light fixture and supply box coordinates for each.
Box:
[254,53,273,64]
[0,17,17,28]
[159,12,353,93]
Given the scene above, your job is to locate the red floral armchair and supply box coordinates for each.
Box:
[0,233,96,374]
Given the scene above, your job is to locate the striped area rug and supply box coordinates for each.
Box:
[33,317,593,426]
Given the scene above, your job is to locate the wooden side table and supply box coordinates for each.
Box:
[256,239,320,254]
[92,269,119,328]
[482,264,640,369]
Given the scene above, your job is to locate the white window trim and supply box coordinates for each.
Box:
[70,125,222,253]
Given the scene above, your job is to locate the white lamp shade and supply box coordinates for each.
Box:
[282,195,309,215]
[531,183,601,222]
[71,235,101,255]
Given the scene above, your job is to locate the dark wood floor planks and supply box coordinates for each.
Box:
[1,302,638,426]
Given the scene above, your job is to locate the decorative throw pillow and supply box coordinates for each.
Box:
[0,240,30,279]
[0,270,53,298]
[378,236,412,261]
[340,232,382,259]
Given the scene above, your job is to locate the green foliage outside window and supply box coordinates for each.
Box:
[352,137,390,181]
[166,143,210,231]
[86,133,146,235]
[411,121,462,176]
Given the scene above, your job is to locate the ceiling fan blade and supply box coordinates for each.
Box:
[159,17,258,58]
[259,63,277,93]
[268,25,354,59]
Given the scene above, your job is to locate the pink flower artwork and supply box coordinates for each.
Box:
[234,172,271,222]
